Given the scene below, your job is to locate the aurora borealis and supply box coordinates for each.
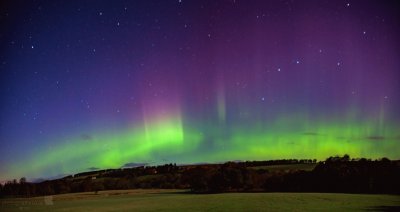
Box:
[0,0,399,181]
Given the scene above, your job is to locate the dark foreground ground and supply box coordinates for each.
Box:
[1,189,399,211]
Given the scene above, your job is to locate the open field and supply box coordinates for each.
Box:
[1,189,399,211]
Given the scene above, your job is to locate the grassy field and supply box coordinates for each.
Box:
[1,189,399,211]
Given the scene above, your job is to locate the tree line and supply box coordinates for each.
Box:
[1,155,399,197]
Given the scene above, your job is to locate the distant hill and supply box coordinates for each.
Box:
[1,155,399,197]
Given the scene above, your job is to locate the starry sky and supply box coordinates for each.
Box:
[1,0,399,181]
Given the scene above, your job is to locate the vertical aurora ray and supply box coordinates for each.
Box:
[217,85,226,124]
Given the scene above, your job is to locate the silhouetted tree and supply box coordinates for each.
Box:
[19,177,26,184]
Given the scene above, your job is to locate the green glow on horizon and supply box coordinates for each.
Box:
[214,114,399,162]
[4,112,400,180]
[6,115,203,179]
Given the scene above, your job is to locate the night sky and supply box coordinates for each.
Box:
[1,0,399,181]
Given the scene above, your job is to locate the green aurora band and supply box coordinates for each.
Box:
[4,110,399,180]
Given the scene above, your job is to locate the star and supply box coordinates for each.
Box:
[261,97,265,101]
[346,3,350,7]
[277,68,281,72]
[99,12,103,16]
